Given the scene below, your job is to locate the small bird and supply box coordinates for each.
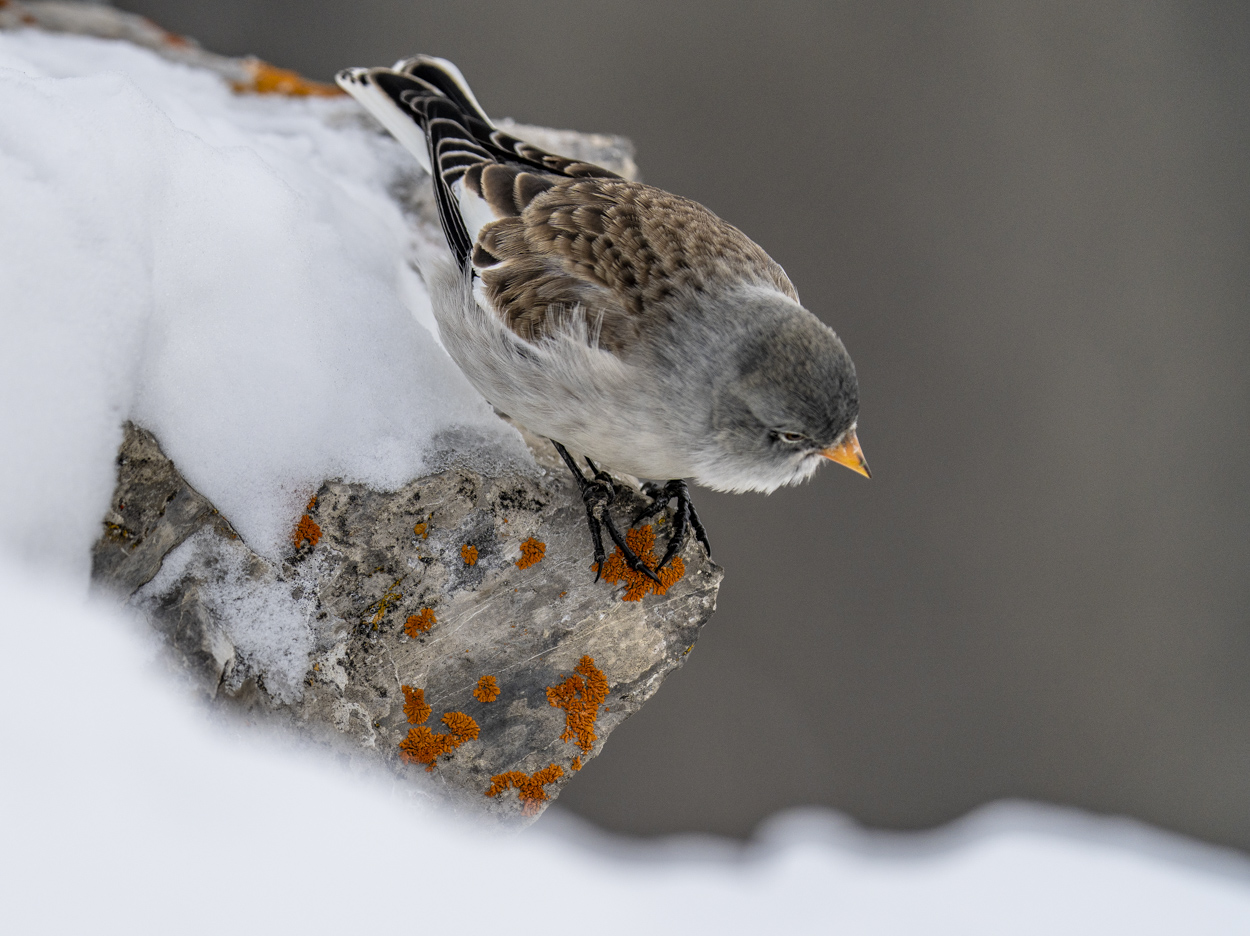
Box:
[337,57,869,582]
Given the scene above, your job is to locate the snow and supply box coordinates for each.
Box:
[1,28,1249,932]
[3,558,1250,933]
[0,29,527,580]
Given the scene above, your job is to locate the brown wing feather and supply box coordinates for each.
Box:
[473,178,798,354]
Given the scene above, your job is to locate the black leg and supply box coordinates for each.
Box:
[634,481,670,525]
[583,457,619,498]
[583,456,657,569]
[637,479,713,571]
[551,441,661,585]
[687,492,711,557]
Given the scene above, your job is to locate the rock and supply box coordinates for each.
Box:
[95,424,721,823]
[91,427,242,697]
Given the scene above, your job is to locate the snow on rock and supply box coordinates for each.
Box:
[0,24,699,823]
[0,28,528,578]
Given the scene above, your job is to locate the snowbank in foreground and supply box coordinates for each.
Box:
[0,29,527,579]
[2,558,1249,934]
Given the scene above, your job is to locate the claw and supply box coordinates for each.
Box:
[638,479,712,571]
[633,483,668,527]
[553,442,707,586]
[553,440,661,586]
[602,508,663,585]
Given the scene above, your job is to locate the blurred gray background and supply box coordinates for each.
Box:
[113,0,1250,850]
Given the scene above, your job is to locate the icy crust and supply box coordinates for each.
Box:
[0,30,530,575]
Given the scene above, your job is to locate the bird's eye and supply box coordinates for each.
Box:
[777,431,806,444]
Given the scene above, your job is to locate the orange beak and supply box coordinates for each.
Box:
[821,429,871,478]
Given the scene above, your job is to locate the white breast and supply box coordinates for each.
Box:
[421,257,699,481]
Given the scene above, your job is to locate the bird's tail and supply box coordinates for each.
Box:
[336,56,618,270]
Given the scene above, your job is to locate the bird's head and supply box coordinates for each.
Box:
[695,293,868,493]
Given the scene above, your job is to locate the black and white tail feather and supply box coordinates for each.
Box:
[337,58,617,272]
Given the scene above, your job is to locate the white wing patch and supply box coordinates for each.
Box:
[454,176,500,248]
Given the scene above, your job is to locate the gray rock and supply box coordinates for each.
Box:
[95,424,722,823]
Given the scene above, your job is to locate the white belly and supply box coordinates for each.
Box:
[424,261,698,481]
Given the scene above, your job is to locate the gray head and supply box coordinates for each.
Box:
[691,290,868,494]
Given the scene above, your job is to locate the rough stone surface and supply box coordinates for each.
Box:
[94,424,721,823]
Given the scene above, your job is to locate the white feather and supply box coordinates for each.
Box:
[335,69,432,175]
[393,55,494,128]
[454,177,498,246]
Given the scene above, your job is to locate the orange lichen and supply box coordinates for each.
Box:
[593,524,685,601]
[474,675,501,703]
[485,764,565,815]
[401,685,432,725]
[461,544,478,566]
[413,522,429,539]
[441,711,480,741]
[546,655,610,753]
[398,710,480,771]
[292,494,321,551]
[399,726,456,770]
[234,59,344,97]
[515,537,546,569]
[571,756,582,771]
[404,608,436,637]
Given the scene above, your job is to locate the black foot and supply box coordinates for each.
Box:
[552,441,661,585]
[635,479,712,570]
